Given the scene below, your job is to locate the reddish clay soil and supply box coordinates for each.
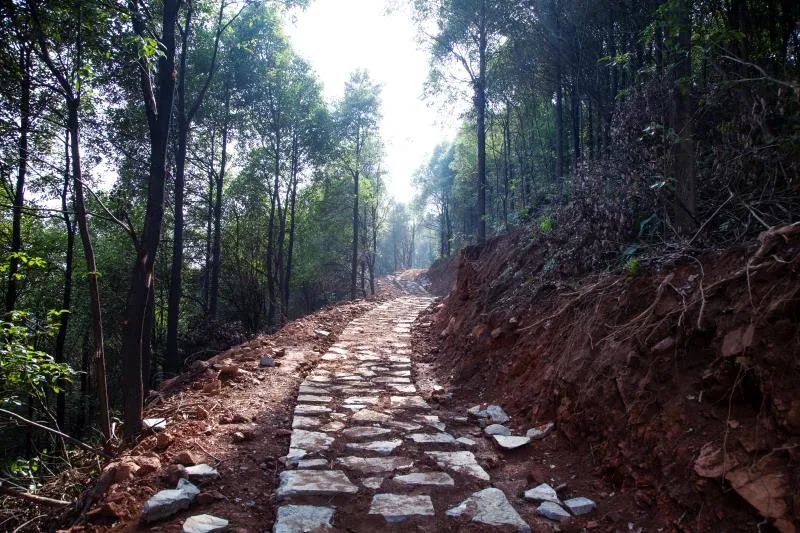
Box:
[416,224,800,532]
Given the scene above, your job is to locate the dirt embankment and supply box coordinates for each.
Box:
[423,224,800,532]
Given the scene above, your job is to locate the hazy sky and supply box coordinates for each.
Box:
[285,0,461,203]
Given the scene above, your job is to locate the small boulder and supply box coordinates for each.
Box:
[485,405,509,424]
[155,432,174,451]
[132,455,162,476]
[174,450,204,466]
[182,514,228,533]
[537,501,570,522]
[163,464,190,485]
[113,461,140,482]
[185,464,220,484]
[260,355,276,367]
[523,483,561,504]
[563,497,596,516]
[218,365,239,379]
[492,435,530,450]
[526,422,555,440]
[484,424,511,436]
[142,479,200,523]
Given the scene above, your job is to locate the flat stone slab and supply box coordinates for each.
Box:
[375,377,411,383]
[394,472,454,487]
[388,383,417,393]
[484,424,511,436]
[274,504,335,533]
[297,394,331,403]
[346,439,402,455]
[537,501,571,521]
[493,435,531,450]
[336,456,414,474]
[526,422,555,439]
[290,429,334,453]
[344,396,380,404]
[182,514,228,533]
[342,427,393,439]
[351,409,392,423]
[369,494,435,523]
[142,479,200,523]
[297,458,329,469]
[386,420,423,431]
[524,483,560,504]
[564,496,596,515]
[406,432,456,444]
[292,416,322,429]
[362,476,384,489]
[457,437,476,447]
[390,396,429,409]
[276,470,358,498]
[294,404,331,415]
[320,420,346,432]
[425,451,490,481]
[298,385,329,395]
[485,405,510,424]
[447,488,530,532]
[184,464,219,483]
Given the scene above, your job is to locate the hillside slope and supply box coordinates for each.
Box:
[421,223,800,531]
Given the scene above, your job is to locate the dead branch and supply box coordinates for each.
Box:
[0,483,69,507]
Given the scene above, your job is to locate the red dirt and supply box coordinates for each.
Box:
[418,225,800,532]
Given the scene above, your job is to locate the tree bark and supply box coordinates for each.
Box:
[476,0,487,244]
[55,133,74,431]
[121,0,180,438]
[5,46,31,314]
[209,90,230,319]
[350,127,360,300]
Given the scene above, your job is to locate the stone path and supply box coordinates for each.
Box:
[273,295,532,532]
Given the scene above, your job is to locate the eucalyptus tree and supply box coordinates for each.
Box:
[337,70,381,300]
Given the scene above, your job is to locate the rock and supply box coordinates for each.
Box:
[142,479,200,523]
[294,404,331,415]
[394,472,454,487]
[725,460,789,519]
[272,347,287,358]
[113,461,140,482]
[143,418,167,431]
[721,325,755,358]
[526,422,555,440]
[290,429,334,454]
[163,464,190,485]
[314,329,331,338]
[297,458,328,469]
[336,456,415,474]
[259,356,276,367]
[232,431,253,443]
[467,405,486,417]
[523,483,561,504]
[386,420,423,431]
[195,491,223,505]
[406,432,456,444]
[218,365,239,378]
[485,405,509,424]
[362,476,384,489]
[456,437,476,447]
[346,439,402,455]
[155,432,174,450]
[694,442,737,478]
[536,501,571,522]
[297,394,332,403]
[320,420,346,432]
[274,505,335,533]
[390,395,429,409]
[174,450,204,466]
[368,494,435,522]
[351,409,392,423]
[276,470,358,498]
[132,455,161,476]
[493,435,530,450]
[446,487,530,532]
[484,424,511,436]
[185,464,220,484]
[563,497,596,515]
[292,416,322,429]
[342,427,393,439]
[182,514,228,533]
[425,451,490,481]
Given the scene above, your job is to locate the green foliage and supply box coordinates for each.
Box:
[0,311,76,408]
[537,215,555,233]
[624,257,640,278]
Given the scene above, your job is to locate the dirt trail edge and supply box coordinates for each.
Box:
[272,290,538,532]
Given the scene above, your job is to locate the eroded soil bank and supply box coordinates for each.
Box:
[419,225,800,532]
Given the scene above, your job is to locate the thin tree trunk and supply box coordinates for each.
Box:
[476,0,487,244]
[55,132,74,431]
[5,46,31,314]
[209,91,230,319]
[554,0,564,186]
[284,137,299,317]
[350,129,360,300]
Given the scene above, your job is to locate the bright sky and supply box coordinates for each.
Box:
[285,0,460,203]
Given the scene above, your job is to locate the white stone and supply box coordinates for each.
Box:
[336,456,414,474]
[297,394,331,403]
[142,479,200,523]
[563,497,596,515]
[369,494,435,522]
[388,383,416,393]
[320,420,346,432]
[290,429,334,454]
[485,405,510,424]
[362,476,384,489]
[456,437,476,447]
[298,385,328,395]
[492,435,530,450]
[276,470,358,498]
[342,427,393,439]
[184,464,219,483]
[294,404,330,415]
[406,432,456,444]
[446,488,530,532]
[292,416,322,429]
[386,420,423,431]
[143,418,167,431]
[344,396,380,404]
[394,472,454,487]
[351,409,392,423]
[274,505,335,533]
[484,424,511,436]
[297,458,329,469]
[182,514,228,533]
[523,483,561,504]
[526,422,555,440]
[342,404,367,411]
[537,501,571,521]
[425,451,490,481]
